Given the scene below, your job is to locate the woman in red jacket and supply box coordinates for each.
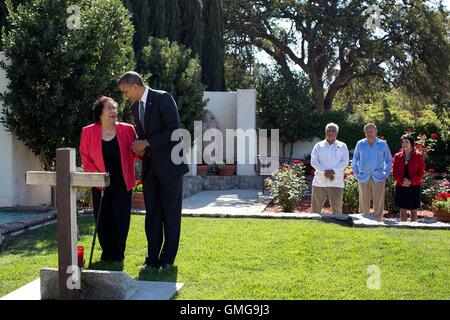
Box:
[79,96,138,263]
[393,135,425,222]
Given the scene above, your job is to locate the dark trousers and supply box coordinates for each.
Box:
[143,175,183,265]
[92,184,132,262]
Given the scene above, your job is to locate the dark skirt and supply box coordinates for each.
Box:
[395,185,421,210]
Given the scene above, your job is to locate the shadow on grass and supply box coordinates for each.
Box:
[88,260,125,271]
[0,216,95,257]
[137,265,179,283]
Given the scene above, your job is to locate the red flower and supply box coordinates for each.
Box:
[422,146,428,151]
[309,169,316,175]
[418,133,426,140]
[350,170,354,176]
[136,179,142,185]
[428,168,436,173]
[293,160,300,165]
[444,180,450,187]
[406,127,413,133]
[431,133,438,139]
[344,174,348,179]
[415,143,422,150]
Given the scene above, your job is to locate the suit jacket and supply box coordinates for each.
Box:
[79,122,138,191]
[392,150,425,186]
[132,88,189,180]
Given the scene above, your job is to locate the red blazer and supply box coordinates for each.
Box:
[79,122,138,191]
[392,150,425,187]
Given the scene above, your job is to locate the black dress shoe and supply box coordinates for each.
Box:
[160,263,174,270]
[141,261,160,270]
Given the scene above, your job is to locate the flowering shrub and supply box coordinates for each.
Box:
[384,175,399,214]
[422,176,450,208]
[432,192,450,213]
[343,165,359,213]
[265,162,308,212]
[343,165,399,214]
[405,128,439,169]
[132,179,143,192]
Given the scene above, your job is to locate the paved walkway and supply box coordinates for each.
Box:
[179,189,450,230]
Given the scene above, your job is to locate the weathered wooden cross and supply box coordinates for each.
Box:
[26,148,109,300]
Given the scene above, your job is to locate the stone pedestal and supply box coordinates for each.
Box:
[40,268,138,300]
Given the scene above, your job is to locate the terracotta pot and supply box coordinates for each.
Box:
[432,209,450,223]
[218,165,236,176]
[132,192,145,210]
[197,164,208,176]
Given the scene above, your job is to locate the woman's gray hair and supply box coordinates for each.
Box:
[325,122,339,133]
[118,71,145,87]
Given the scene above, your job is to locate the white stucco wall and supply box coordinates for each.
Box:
[0,52,51,207]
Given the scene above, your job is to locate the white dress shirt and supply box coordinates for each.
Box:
[311,139,349,188]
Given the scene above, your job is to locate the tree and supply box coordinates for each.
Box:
[140,37,206,134]
[149,0,166,39]
[256,67,314,158]
[0,0,135,169]
[226,0,450,112]
[122,0,151,71]
[201,0,226,91]
[166,0,181,42]
[179,0,203,58]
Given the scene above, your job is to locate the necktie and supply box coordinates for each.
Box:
[139,100,145,130]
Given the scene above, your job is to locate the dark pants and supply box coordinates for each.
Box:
[92,184,132,262]
[143,175,183,266]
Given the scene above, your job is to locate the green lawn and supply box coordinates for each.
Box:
[0,216,449,299]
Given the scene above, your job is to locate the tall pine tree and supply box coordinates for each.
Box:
[149,0,166,39]
[179,0,203,58]
[165,0,180,42]
[201,0,226,91]
[123,0,150,71]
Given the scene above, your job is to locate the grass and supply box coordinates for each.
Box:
[0,216,449,299]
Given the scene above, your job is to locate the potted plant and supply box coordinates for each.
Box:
[431,192,450,223]
[197,164,208,176]
[132,179,145,210]
[217,163,236,176]
[208,162,220,175]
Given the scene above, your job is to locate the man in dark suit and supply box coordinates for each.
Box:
[118,71,189,269]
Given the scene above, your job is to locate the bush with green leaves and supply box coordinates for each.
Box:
[140,37,206,134]
[265,162,308,212]
[342,165,359,214]
[0,0,135,169]
[256,67,314,158]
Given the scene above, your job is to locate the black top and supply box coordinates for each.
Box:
[102,136,126,189]
[404,161,409,179]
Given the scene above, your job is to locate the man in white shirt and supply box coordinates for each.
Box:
[310,123,349,214]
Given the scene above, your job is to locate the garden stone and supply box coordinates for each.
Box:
[40,268,138,300]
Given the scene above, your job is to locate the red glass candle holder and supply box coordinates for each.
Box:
[77,246,85,268]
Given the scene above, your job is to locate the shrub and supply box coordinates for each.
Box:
[140,37,207,134]
[432,192,450,212]
[385,175,399,215]
[343,165,359,213]
[0,0,135,169]
[343,164,399,214]
[422,175,450,208]
[265,162,308,212]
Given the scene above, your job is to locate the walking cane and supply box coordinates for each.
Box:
[88,188,105,269]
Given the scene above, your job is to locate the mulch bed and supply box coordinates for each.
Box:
[264,197,434,218]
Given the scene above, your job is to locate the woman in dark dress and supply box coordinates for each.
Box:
[80,96,138,263]
[392,135,425,222]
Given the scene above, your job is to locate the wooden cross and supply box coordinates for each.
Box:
[26,148,109,300]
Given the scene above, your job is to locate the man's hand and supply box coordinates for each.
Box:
[324,170,335,181]
[132,139,150,154]
[137,150,145,158]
